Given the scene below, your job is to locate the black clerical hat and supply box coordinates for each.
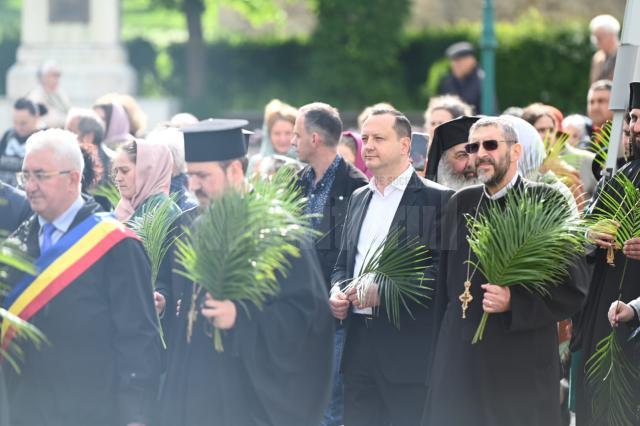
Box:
[425,115,480,181]
[629,82,640,110]
[182,118,249,162]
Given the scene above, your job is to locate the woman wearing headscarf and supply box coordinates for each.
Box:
[0,98,47,187]
[93,101,132,151]
[247,99,298,176]
[338,131,372,179]
[112,140,181,320]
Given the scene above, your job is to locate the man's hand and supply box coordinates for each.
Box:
[201,293,237,330]
[329,288,351,320]
[608,300,635,327]
[588,219,618,249]
[623,237,640,260]
[481,284,511,313]
[154,291,166,316]
[348,281,380,310]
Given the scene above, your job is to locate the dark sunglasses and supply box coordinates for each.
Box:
[464,139,506,154]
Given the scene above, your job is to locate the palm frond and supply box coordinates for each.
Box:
[174,167,317,351]
[585,327,640,426]
[588,171,640,251]
[90,182,120,208]
[592,121,613,173]
[340,227,432,328]
[466,188,586,343]
[0,243,47,373]
[128,195,181,286]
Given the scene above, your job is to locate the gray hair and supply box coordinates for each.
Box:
[37,60,61,80]
[299,102,343,147]
[469,117,518,144]
[562,114,588,139]
[146,127,186,174]
[25,129,85,174]
[424,95,473,126]
[589,14,620,35]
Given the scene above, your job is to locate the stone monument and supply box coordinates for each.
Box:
[6,0,136,107]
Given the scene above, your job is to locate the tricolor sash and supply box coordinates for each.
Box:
[1,213,138,349]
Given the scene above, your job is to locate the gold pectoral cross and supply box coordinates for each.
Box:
[459,280,473,319]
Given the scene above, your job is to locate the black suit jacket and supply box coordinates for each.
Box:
[4,198,162,426]
[297,158,368,287]
[331,171,453,384]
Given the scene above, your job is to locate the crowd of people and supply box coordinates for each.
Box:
[0,12,638,426]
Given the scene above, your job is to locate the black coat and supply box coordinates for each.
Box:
[573,160,640,425]
[423,178,589,426]
[3,199,162,426]
[297,159,369,287]
[331,171,453,385]
[159,223,334,426]
[0,181,32,235]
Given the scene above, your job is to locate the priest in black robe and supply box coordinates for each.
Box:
[158,119,334,426]
[423,116,589,426]
[573,82,640,425]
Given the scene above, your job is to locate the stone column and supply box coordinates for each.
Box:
[6,0,136,106]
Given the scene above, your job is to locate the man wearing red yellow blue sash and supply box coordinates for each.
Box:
[1,129,162,426]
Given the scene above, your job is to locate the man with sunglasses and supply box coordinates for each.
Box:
[423,117,589,426]
[424,115,480,191]
[2,129,162,426]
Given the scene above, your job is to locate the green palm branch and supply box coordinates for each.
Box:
[339,228,431,328]
[584,170,640,426]
[174,168,317,351]
[0,243,47,373]
[90,182,120,208]
[585,325,640,426]
[592,121,614,173]
[128,195,182,287]
[466,188,586,344]
[588,170,640,251]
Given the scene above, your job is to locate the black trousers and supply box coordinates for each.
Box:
[343,316,427,426]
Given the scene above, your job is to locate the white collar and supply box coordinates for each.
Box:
[369,165,414,196]
[483,172,520,200]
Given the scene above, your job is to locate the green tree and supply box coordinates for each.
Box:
[309,0,411,109]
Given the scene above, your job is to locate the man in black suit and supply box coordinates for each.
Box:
[293,102,368,426]
[329,109,453,426]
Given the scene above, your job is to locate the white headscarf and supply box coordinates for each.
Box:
[500,115,546,179]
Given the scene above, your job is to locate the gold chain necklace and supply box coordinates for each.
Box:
[458,191,485,319]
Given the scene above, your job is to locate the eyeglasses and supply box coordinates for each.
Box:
[16,170,71,187]
[464,140,509,154]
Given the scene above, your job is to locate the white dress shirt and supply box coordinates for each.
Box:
[351,165,414,314]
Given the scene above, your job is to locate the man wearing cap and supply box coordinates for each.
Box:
[573,82,640,425]
[329,109,452,426]
[159,119,334,426]
[438,41,484,114]
[425,115,481,191]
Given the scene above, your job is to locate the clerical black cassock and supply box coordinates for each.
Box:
[423,176,589,426]
[573,159,640,425]
[158,118,334,426]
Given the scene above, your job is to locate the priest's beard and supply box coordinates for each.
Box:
[436,156,480,191]
[476,151,510,189]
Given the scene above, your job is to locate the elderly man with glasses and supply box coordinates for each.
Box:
[2,129,161,426]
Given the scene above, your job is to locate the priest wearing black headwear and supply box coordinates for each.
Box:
[573,82,640,425]
[158,119,334,426]
[425,115,481,191]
